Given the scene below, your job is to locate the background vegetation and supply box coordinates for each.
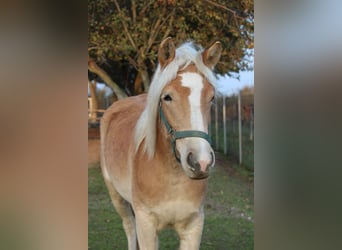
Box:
[88,0,254,96]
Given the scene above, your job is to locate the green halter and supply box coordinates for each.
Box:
[159,104,212,162]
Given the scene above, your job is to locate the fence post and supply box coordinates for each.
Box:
[238,92,242,164]
[250,106,254,141]
[223,96,227,155]
[215,100,219,150]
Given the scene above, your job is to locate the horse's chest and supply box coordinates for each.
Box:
[152,199,202,229]
[133,164,207,228]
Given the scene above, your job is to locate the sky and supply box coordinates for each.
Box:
[216,49,254,96]
[216,70,254,96]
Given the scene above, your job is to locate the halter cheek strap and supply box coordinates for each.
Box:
[159,104,211,162]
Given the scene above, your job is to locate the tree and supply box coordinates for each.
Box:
[88,57,127,99]
[88,0,254,95]
[88,80,99,123]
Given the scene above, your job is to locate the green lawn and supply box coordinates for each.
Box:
[88,153,254,249]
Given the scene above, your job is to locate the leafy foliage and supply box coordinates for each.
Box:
[88,0,254,91]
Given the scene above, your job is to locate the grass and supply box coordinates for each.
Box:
[88,154,254,249]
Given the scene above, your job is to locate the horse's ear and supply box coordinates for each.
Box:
[158,37,176,68]
[202,41,222,69]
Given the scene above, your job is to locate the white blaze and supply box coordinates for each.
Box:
[180,72,204,131]
[179,72,214,170]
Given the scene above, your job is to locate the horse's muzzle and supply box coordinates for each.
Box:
[187,151,214,179]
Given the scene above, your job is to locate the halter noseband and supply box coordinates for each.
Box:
[159,104,211,162]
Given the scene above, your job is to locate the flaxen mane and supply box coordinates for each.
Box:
[134,41,219,158]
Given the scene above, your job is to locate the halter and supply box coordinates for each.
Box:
[159,104,211,162]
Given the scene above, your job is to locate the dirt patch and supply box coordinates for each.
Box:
[88,139,100,167]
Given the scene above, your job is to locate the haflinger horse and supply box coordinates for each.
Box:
[100,37,222,250]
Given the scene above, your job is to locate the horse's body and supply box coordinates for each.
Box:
[100,38,222,250]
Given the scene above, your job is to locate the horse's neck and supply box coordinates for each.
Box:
[155,118,180,166]
[156,118,173,155]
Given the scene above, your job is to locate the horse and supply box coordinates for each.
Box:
[100,37,222,250]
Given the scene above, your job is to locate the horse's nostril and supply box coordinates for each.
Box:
[210,152,215,166]
[187,152,194,166]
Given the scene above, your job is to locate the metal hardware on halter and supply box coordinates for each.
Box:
[159,104,212,162]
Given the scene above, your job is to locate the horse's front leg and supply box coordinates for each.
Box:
[135,209,159,250]
[176,212,205,250]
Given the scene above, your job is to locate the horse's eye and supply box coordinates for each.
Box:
[163,94,172,102]
[210,95,215,103]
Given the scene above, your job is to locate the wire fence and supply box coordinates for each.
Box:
[210,93,254,170]
[88,92,254,170]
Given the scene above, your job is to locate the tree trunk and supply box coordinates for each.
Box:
[134,72,144,95]
[88,80,98,123]
[138,69,150,92]
[88,58,127,99]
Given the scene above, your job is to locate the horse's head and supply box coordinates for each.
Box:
[158,38,222,179]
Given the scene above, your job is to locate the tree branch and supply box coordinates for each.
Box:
[131,0,136,23]
[202,0,244,20]
[112,0,137,49]
[88,47,99,52]
[127,56,138,69]
[155,9,175,40]
[145,8,175,54]
[88,58,127,99]
[162,10,175,41]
